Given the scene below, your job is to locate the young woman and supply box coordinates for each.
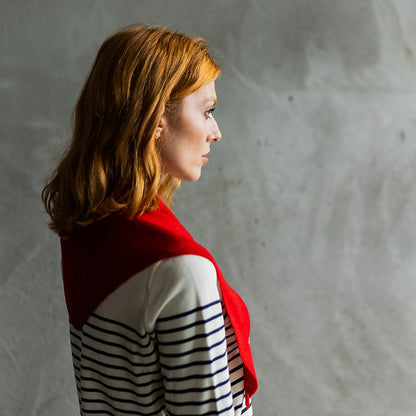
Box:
[42,24,257,415]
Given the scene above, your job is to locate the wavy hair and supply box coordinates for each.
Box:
[42,24,221,236]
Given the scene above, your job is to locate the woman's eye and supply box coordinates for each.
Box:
[204,107,216,118]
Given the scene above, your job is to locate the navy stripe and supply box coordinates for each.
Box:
[80,364,163,388]
[69,277,251,416]
[70,330,82,342]
[227,353,241,368]
[229,363,244,375]
[197,402,238,416]
[81,354,160,378]
[163,364,229,382]
[226,338,238,349]
[161,349,227,371]
[91,313,153,339]
[157,312,223,334]
[80,341,159,367]
[226,344,239,357]
[81,376,164,398]
[81,409,115,416]
[165,377,231,394]
[231,377,244,388]
[84,321,153,348]
[157,323,224,346]
[81,388,164,408]
[81,328,157,358]
[157,300,221,322]
[72,352,81,362]
[232,392,245,402]
[71,340,81,352]
[165,389,232,407]
[159,337,226,358]
[165,401,234,416]
[231,392,244,405]
[242,404,251,414]
[225,328,234,338]
[80,400,165,415]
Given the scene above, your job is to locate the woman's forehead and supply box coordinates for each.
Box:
[187,81,217,105]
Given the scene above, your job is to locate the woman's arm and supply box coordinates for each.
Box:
[145,255,236,415]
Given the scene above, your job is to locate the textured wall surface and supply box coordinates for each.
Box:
[2,1,416,415]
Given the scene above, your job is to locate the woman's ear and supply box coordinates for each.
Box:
[155,112,168,139]
[154,124,163,139]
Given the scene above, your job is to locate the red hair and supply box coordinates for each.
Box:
[42,24,221,236]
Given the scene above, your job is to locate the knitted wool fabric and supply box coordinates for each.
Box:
[61,199,258,405]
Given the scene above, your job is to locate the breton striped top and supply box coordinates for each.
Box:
[69,254,253,415]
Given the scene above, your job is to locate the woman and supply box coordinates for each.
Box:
[42,24,257,415]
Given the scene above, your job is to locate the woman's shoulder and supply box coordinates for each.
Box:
[154,254,217,287]
[145,255,222,324]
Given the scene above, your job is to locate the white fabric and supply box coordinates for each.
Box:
[70,254,253,415]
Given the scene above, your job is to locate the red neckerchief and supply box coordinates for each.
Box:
[61,199,257,405]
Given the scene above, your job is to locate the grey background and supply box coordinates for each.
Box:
[2,0,416,415]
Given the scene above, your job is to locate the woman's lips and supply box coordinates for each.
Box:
[202,151,210,164]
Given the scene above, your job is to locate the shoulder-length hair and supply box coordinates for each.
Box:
[42,24,221,237]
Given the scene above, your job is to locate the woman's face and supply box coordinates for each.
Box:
[158,81,222,181]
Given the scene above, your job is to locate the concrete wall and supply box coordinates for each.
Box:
[2,1,416,415]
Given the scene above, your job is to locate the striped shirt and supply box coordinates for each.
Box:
[69,254,253,415]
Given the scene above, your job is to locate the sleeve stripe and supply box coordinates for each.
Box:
[229,363,244,375]
[71,341,81,352]
[156,311,223,334]
[81,388,164,407]
[164,377,231,394]
[242,404,252,414]
[157,323,225,346]
[80,399,165,415]
[158,337,226,358]
[80,365,163,388]
[70,330,82,342]
[165,389,233,407]
[72,352,80,362]
[160,349,228,371]
[231,377,245,387]
[91,313,152,338]
[71,289,252,416]
[227,352,241,365]
[79,329,156,357]
[226,339,238,349]
[80,377,164,398]
[77,342,159,367]
[78,353,160,377]
[81,322,153,348]
[163,364,229,382]
[157,299,222,322]
[165,401,234,416]
[80,409,115,415]
[226,344,239,357]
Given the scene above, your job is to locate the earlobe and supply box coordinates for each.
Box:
[155,112,168,139]
[154,125,162,139]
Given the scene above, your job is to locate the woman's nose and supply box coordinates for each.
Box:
[209,119,222,142]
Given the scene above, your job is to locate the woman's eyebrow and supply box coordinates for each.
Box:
[202,97,217,106]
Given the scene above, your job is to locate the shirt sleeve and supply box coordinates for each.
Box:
[144,254,236,415]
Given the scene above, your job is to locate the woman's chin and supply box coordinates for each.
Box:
[182,170,202,182]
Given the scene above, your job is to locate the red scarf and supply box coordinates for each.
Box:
[61,199,257,405]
